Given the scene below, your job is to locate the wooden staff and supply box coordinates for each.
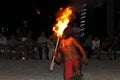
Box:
[49,37,60,71]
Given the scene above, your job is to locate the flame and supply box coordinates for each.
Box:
[52,6,73,37]
[36,8,40,15]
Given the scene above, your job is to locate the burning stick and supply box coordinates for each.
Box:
[49,6,73,71]
[49,38,59,71]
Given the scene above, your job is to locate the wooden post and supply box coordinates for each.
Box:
[107,0,114,42]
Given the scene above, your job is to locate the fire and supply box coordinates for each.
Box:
[53,6,73,37]
[50,6,73,71]
[36,8,40,15]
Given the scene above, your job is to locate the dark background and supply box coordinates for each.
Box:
[0,0,119,39]
[0,0,68,37]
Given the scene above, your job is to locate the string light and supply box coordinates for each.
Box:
[79,3,87,37]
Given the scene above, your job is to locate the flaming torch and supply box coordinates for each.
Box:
[49,6,73,71]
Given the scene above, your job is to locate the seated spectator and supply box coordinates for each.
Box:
[0,33,8,59]
[16,36,26,60]
[25,34,34,59]
[92,36,101,60]
[112,35,120,60]
[84,34,93,58]
[47,33,55,59]
[7,34,18,59]
[37,31,49,60]
[100,37,113,60]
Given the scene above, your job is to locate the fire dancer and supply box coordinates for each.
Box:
[52,27,88,80]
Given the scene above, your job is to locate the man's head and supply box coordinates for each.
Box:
[63,27,73,38]
[23,20,28,27]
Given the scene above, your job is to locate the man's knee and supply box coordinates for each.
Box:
[73,61,82,74]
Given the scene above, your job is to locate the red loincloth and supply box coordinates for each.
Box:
[65,56,80,79]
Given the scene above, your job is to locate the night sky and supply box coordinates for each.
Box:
[0,0,109,38]
[0,0,69,35]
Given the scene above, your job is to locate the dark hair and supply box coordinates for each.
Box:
[63,27,73,38]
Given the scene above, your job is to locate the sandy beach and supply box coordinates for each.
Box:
[0,56,120,80]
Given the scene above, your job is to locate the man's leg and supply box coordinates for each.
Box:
[72,60,84,80]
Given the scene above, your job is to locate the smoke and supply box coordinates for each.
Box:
[87,0,107,9]
[68,0,107,10]
[68,0,85,13]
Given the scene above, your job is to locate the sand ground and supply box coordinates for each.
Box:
[0,55,120,80]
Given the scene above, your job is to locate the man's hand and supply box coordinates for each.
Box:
[82,56,88,65]
[52,51,57,57]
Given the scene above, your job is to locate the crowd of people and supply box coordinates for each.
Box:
[84,33,120,60]
[0,20,120,61]
[0,19,56,60]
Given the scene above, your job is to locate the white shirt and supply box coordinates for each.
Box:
[0,36,7,45]
[92,40,100,50]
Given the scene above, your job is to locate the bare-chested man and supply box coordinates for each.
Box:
[53,27,88,80]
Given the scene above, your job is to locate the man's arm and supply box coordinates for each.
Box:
[53,48,63,65]
[72,37,88,64]
[16,28,23,36]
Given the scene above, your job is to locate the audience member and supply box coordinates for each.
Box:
[112,35,120,60]
[16,19,32,41]
[37,31,49,60]
[0,33,8,59]
[48,33,55,60]
[100,37,113,60]
[7,34,18,59]
[84,34,93,58]
[92,36,101,60]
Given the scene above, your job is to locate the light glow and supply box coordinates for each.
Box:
[52,6,73,37]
